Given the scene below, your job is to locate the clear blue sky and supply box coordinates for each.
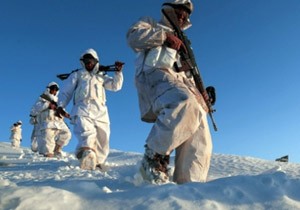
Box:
[1,0,300,162]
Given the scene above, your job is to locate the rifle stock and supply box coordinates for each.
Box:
[57,69,80,81]
[162,9,218,131]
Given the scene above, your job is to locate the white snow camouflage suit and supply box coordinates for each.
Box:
[30,83,71,156]
[126,0,212,183]
[10,124,22,147]
[58,48,123,165]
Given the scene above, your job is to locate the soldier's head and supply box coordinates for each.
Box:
[80,49,99,72]
[162,0,193,30]
[47,82,59,96]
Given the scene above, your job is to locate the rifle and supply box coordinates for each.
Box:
[56,69,80,80]
[162,8,218,131]
[40,94,70,119]
[97,63,124,74]
[56,63,125,81]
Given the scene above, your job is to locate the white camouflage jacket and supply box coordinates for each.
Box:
[30,91,66,130]
[10,125,22,140]
[58,49,123,123]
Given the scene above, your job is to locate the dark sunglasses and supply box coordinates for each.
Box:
[81,57,97,65]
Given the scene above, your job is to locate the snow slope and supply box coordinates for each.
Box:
[1,141,300,210]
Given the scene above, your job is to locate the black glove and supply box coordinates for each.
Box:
[114,61,124,72]
[165,33,187,53]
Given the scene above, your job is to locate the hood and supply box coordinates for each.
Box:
[161,0,193,31]
[80,48,99,61]
[163,0,193,14]
[43,81,59,101]
[47,81,59,89]
[45,81,59,97]
[80,48,100,73]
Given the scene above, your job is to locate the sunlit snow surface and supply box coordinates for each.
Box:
[1,142,300,210]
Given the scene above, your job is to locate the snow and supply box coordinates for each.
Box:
[1,142,300,210]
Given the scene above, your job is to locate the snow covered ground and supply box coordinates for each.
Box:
[1,141,300,210]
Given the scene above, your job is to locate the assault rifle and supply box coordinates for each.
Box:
[40,94,70,119]
[162,8,218,131]
[56,63,124,81]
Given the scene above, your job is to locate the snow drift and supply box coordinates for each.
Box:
[0,142,300,210]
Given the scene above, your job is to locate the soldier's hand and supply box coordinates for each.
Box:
[115,61,124,72]
[177,59,191,72]
[165,33,186,52]
[49,101,57,110]
[202,92,210,103]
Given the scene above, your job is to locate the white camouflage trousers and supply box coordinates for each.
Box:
[38,127,71,155]
[137,68,213,183]
[73,116,110,165]
[11,139,21,148]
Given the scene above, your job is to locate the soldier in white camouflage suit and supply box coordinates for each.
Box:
[30,82,71,157]
[127,0,213,184]
[10,120,22,148]
[56,49,124,170]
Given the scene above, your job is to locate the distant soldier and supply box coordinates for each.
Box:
[10,120,22,148]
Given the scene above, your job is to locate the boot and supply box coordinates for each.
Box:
[95,163,110,172]
[78,149,96,170]
[44,153,54,158]
[54,144,62,158]
[140,145,170,184]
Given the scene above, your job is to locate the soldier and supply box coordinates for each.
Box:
[127,0,213,184]
[56,48,124,170]
[30,82,71,157]
[10,120,22,148]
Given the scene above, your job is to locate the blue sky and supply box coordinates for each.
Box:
[1,0,300,162]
